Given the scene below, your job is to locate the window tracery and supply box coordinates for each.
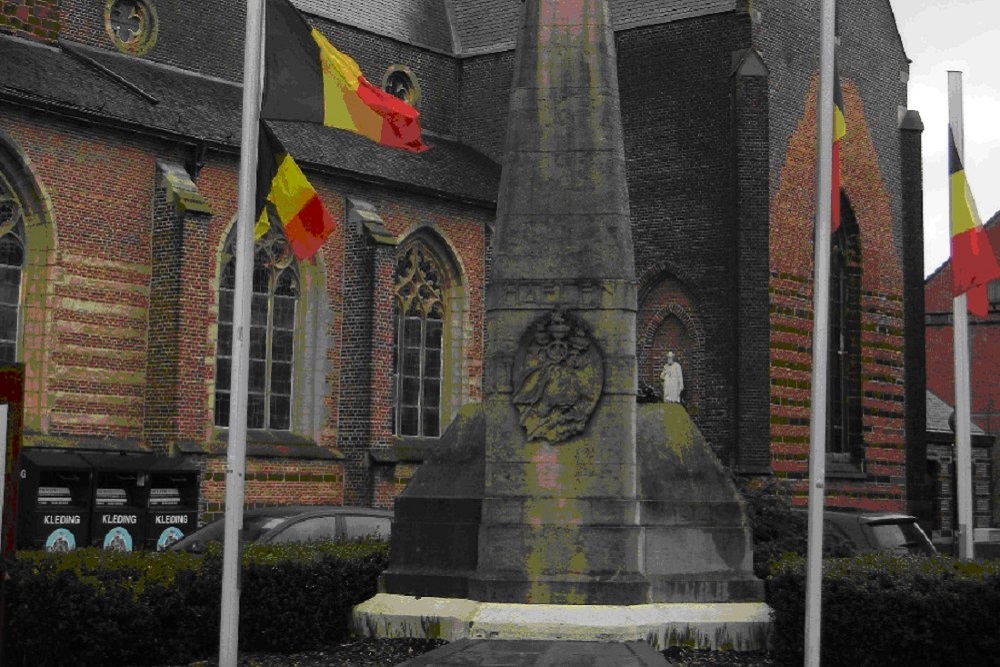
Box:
[392,242,444,437]
[215,226,299,430]
[0,173,25,363]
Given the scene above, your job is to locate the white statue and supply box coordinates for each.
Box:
[660,351,684,404]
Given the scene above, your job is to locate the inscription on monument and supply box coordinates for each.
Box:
[511,308,603,443]
[487,279,637,310]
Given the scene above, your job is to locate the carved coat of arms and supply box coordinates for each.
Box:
[511,308,603,443]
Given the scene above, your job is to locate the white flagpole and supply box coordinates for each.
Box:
[948,71,974,561]
[805,0,836,664]
[219,0,264,663]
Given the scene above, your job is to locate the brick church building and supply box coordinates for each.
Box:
[0,0,926,535]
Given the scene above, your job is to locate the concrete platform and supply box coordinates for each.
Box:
[397,639,668,666]
[352,594,772,651]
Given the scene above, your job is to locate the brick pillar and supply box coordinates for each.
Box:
[0,0,61,42]
[145,161,213,453]
[900,110,930,526]
[732,49,772,474]
[339,198,398,505]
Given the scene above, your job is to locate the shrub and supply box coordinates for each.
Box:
[2,539,389,666]
[735,477,854,578]
[767,553,1000,666]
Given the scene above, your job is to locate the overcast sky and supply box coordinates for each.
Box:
[889,0,999,277]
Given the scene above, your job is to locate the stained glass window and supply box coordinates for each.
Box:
[392,243,444,437]
[0,175,24,363]
[215,227,298,430]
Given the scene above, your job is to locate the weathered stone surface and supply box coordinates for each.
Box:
[353,595,773,651]
[637,403,763,601]
[381,405,485,599]
[377,0,762,610]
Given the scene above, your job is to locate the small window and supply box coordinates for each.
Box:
[104,0,158,55]
[382,65,421,107]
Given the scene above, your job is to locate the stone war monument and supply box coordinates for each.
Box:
[355,0,769,649]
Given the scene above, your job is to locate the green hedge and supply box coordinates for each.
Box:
[736,477,855,578]
[767,553,1000,666]
[2,539,389,667]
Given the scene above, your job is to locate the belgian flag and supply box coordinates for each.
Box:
[949,127,1000,317]
[831,52,846,232]
[261,0,427,152]
[255,122,335,261]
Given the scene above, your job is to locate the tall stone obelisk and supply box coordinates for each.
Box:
[468,0,643,605]
[373,0,764,620]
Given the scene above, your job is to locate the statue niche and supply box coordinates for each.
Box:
[511,308,603,444]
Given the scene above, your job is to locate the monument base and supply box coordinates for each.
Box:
[352,594,772,651]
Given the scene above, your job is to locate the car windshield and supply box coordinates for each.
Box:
[866,520,934,555]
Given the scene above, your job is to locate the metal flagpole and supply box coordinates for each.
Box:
[805,0,837,664]
[219,0,264,663]
[948,71,974,561]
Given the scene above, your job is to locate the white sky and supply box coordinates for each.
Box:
[890,0,1000,277]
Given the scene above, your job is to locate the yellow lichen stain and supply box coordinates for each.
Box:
[662,404,695,462]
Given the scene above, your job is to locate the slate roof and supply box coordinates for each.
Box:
[926,390,986,436]
[0,34,499,204]
[294,0,735,56]
[449,0,736,54]
[295,0,456,53]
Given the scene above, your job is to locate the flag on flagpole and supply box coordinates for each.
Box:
[949,127,1000,317]
[261,0,428,152]
[831,51,846,232]
[255,122,336,260]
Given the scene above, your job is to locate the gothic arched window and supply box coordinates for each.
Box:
[0,172,25,363]
[827,192,862,459]
[392,242,444,438]
[215,227,299,430]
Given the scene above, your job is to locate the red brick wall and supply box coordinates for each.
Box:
[0,99,490,511]
[925,219,1000,436]
[768,76,906,511]
[377,199,488,407]
[372,462,416,510]
[2,109,159,439]
[0,0,61,42]
[199,457,344,523]
[334,188,488,505]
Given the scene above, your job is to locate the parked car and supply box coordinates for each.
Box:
[169,505,392,553]
[794,509,937,557]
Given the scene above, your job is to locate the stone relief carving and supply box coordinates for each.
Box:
[511,308,603,443]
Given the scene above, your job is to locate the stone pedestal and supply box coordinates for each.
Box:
[353,594,772,651]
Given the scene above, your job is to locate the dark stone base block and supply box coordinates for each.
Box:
[382,402,764,605]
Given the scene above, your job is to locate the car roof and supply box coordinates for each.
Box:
[168,505,393,551]
[792,508,918,520]
[240,505,393,518]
